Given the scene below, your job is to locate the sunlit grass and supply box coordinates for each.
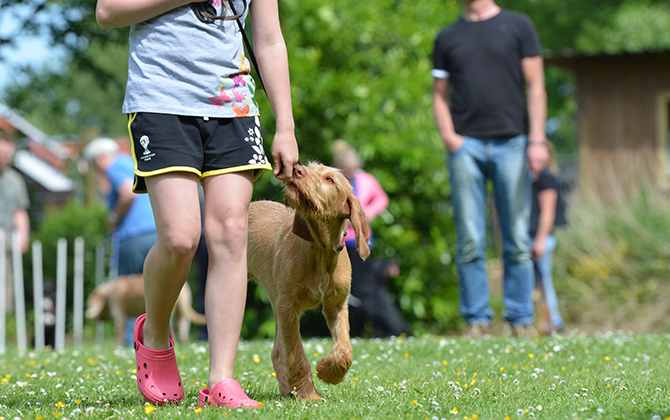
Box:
[2,333,670,419]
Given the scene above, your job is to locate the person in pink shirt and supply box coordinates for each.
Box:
[333,140,410,337]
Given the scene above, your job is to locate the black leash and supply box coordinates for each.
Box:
[191,1,266,93]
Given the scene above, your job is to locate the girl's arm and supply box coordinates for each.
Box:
[96,0,205,29]
[358,173,388,222]
[249,0,299,180]
[532,188,557,259]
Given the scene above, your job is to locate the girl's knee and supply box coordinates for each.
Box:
[161,230,200,262]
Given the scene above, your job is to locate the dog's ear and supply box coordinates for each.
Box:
[347,194,371,260]
[85,291,107,320]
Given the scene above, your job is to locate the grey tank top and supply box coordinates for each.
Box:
[122,0,259,119]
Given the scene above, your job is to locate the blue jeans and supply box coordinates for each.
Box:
[115,230,158,346]
[532,234,563,331]
[447,135,534,326]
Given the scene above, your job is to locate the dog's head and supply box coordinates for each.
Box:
[283,162,371,259]
[85,284,112,321]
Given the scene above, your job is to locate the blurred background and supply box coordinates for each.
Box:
[2,0,670,339]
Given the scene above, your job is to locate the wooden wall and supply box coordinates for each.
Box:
[549,52,670,199]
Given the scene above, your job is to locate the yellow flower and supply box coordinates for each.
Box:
[37,416,45,420]
[412,400,418,405]
[194,407,202,413]
[271,372,276,377]
[352,378,358,382]
[605,356,611,361]
[528,353,534,359]
[55,402,65,407]
[499,367,504,372]
[54,413,63,418]
[75,399,81,404]
[253,356,261,363]
[145,404,155,414]
[472,415,479,420]
[404,353,409,358]
[442,360,448,366]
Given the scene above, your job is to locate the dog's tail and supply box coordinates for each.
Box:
[175,284,207,325]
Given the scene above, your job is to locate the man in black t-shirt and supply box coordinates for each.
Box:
[432,0,549,338]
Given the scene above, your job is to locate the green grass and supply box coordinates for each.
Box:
[2,333,670,419]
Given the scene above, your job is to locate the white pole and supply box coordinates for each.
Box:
[95,243,105,346]
[73,237,84,347]
[12,231,27,353]
[55,238,67,351]
[0,229,6,355]
[32,241,44,349]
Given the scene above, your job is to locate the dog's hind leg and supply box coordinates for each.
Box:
[317,301,353,385]
[276,306,321,400]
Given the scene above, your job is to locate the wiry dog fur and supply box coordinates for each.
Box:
[247,162,371,400]
[85,274,207,346]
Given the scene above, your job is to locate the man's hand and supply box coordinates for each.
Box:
[271,130,299,180]
[444,132,465,153]
[527,141,549,174]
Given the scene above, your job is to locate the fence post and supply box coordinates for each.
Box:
[73,237,85,347]
[95,242,106,346]
[12,231,27,353]
[0,229,5,355]
[32,241,44,349]
[55,238,67,351]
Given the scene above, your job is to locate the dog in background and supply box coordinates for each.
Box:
[247,162,370,401]
[85,274,206,346]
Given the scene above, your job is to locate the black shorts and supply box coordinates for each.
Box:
[127,113,272,193]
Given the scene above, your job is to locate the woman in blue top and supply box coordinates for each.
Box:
[95,0,299,409]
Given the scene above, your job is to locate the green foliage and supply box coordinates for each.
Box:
[553,191,670,333]
[26,201,108,304]
[9,0,670,336]
[269,0,463,332]
[577,2,670,54]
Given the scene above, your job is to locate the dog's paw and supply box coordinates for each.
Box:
[316,356,349,385]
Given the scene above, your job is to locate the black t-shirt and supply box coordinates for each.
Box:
[530,168,567,237]
[432,10,542,138]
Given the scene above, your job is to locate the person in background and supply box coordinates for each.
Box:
[84,137,158,345]
[530,140,566,335]
[432,0,549,337]
[0,128,30,314]
[332,140,397,337]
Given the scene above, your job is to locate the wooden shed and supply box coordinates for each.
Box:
[546,50,670,199]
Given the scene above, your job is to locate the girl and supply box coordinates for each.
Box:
[530,141,566,335]
[95,0,300,409]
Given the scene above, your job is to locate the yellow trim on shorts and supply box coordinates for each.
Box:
[202,163,272,181]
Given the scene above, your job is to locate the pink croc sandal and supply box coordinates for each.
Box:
[134,314,184,405]
[198,379,259,409]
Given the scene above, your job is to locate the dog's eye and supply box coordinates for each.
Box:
[325,177,335,184]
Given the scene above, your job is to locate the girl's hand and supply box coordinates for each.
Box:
[532,238,546,260]
[271,130,299,180]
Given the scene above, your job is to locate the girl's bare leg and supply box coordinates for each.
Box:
[202,171,254,385]
[143,173,201,350]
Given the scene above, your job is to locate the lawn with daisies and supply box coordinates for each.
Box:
[2,333,670,419]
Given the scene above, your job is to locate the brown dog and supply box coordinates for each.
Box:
[85,274,207,346]
[247,162,371,400]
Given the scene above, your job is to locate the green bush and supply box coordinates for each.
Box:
[553,190,670,333]
[24,201,108,307]
[246,0,464,336]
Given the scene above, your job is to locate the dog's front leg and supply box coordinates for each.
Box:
[276,305,322,400]
[271,320,290,395]
[317,301,352,385]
